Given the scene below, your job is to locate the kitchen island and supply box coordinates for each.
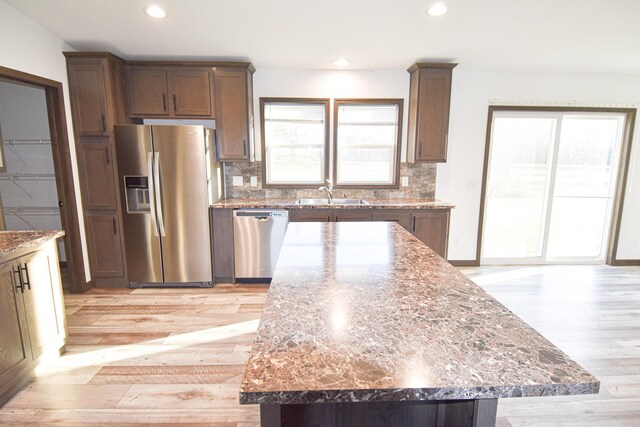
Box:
[239,222,598,426]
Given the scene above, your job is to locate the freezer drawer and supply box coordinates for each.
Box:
[233,210,289,279]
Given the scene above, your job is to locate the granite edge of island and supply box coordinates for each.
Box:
[211,197,455,210]
[239,380,600,406]
[0,230,65,264]
[238,222,600,408]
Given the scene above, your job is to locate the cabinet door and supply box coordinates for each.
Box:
[127,67,169,116]
[19,245,65,361]
[168,69,213,117]
[372,210,412,231]
[335,211,372,222]
[85,213,125,277]
[77,140,118,210]
[214,69,250,161]
[67,59,110,136]
[415,68,452,162]
[291,209,334,222]
[0,262,30,400]
[412,210,450,258]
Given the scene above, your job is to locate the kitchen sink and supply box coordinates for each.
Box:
[296,198,370,205]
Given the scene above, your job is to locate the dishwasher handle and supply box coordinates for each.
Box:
[233,210,289,218]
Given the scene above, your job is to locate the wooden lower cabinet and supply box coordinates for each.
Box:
[0,262,30,405]
[211,208,235,282]
[411,211,450,258]
[85,213,125,277]
[290,208,450,258]
[0,239,67,406]
[292,209,334,222]
[335,211,372,222]
[372,210,412,231]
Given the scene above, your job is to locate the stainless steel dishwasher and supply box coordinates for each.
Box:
[233,210,289,280]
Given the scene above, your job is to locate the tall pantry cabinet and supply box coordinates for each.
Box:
[65,52,131,286]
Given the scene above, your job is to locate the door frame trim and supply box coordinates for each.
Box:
[0,65,92,292]
[476,105,637,266]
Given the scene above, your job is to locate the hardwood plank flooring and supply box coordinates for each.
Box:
[0,268,638,426]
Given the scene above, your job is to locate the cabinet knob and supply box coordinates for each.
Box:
[162,94,167,111]
[101,114,107,132]
[113,218,117,235]
[105,146,110,164]
[173,94,177,111]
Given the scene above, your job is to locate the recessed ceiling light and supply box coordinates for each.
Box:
[427,2,448,17]
[334,58,350,67]
[144,5,167,19]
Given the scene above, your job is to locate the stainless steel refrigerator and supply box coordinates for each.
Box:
[114,124,221,287]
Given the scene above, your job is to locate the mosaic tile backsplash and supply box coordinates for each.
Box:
[223,162,436,199]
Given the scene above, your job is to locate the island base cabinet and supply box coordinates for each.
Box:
[0,239,67,407]
[260,398,497,427]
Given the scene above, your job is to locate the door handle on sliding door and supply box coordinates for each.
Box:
[154,153,166,237]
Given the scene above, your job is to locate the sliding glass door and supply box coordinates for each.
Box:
[482,111,625,264]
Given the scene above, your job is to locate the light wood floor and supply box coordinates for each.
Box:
[0,265,638,426]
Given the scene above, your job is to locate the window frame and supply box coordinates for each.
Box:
[260,97,330,188]
[332,98,404,189]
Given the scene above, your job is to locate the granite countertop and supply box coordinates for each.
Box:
[0,230,65,264]
[240,222,598,405]
[212,197,454,210]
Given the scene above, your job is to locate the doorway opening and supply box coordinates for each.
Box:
[479,107,636,265]
[0,66,88,292]
[0,81,67,269]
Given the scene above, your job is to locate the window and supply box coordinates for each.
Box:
[333,99,403,187]
[261,98,329,187]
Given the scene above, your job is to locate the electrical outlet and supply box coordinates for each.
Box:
[250,176,258,187]
[401,176,409,187]
[232,176,243,186]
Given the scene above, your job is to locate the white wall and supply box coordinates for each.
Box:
[440,67,640,261]
[0,1,90,279]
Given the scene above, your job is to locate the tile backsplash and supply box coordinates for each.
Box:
[223,162,436,199]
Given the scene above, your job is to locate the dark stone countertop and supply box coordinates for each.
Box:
[239,222,598,405]
[211,197,454,210]
[0,230,65,264]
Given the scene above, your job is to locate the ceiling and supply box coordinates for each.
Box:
[5,0,640,73]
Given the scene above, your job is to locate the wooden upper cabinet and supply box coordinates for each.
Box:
[214,68,253,162]
[126,67,213,118]
[169,69,213,117]
[407,63,457,163]
[67,58,110,136]
[127,67,169,116]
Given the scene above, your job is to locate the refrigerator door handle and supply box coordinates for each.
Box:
[154,152,167,237]
[147,152,160,237]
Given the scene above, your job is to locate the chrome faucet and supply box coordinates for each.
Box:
[319,179,334,202]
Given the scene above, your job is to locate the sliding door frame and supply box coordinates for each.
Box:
[0,65,91,292]
[476,105,637,266]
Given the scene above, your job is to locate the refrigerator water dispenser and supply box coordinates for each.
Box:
[124,176,151,213]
